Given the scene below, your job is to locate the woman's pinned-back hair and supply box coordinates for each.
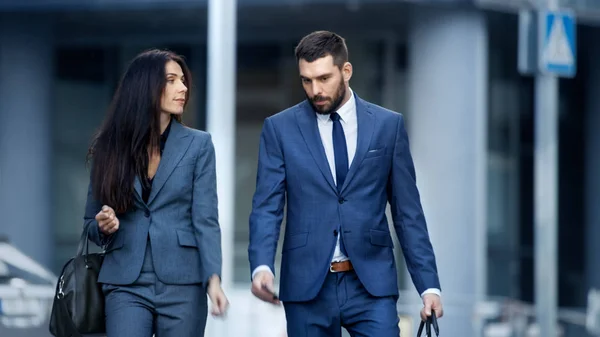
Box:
[87,49,192,214]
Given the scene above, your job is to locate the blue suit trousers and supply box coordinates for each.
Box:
[283,270,400,337]
[101,241,208,337]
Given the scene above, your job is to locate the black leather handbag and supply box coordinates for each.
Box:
[417,312,440,337]
[49,226,106,337]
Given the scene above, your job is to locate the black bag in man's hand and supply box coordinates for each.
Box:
[417,312,440,337]
[49,227,106,337]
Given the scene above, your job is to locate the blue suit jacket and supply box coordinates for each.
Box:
[248,93,440,302]
[85,120,222,286]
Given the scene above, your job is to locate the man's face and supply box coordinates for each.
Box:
[299,55,352,115]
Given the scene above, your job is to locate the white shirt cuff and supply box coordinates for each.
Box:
[251,265,274,280]
[421,288,441,298]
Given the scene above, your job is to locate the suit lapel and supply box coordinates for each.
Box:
[295,102,337,193]
[134,176,143,200]
[147,120,192,205]
[340,95,374,194]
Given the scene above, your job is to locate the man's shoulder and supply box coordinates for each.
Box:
[267,100,309,123]
[358,97,405,122]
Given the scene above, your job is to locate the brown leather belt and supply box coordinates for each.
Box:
[330,260,353,273]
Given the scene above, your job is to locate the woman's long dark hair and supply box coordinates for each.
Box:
[87,49,192,214]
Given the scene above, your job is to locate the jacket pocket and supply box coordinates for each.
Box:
[177,229,198,247]
[364,146,387,159]
[369,229,393,247]
[282,232,308,251]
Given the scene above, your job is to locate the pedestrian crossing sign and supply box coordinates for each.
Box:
[539,10,576,78]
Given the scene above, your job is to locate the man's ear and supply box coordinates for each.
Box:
[342,62,353,82]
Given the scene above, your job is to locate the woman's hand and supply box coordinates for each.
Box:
[96,205,119,235]
[207,275,229,317]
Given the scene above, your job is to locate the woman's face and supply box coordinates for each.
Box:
[160,60,188,115]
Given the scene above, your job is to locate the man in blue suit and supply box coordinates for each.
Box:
[248,31,443,336]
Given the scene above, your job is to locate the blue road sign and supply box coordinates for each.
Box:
[538,10,576,78]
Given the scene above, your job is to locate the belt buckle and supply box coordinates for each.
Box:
[330,263,336,273]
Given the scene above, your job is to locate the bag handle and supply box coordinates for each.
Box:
[75,224,90,258]
[75,222,105,269]
[76,218,109,268]
[417,312,439,337]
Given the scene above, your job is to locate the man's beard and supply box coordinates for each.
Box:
[307,79,347,115]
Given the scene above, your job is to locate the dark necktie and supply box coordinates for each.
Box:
[330,112,348,256]
[330,112,348,191]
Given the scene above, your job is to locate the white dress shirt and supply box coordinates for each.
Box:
[315,89,357,263]
[252,89,441,299]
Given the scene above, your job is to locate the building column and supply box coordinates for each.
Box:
[204,0,236,335]
[0,15,54,268]
[407,6,488,336]
[585,41,600,294]
[206,0,236,289]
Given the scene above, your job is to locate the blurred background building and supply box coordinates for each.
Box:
[1,0,600,336]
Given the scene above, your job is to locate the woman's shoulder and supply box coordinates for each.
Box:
[181,125,213,147]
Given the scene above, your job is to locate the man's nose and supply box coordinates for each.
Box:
[311,83,322,96]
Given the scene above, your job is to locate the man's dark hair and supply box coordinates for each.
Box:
[294,31,348,68]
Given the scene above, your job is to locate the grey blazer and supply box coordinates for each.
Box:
[85,120,222,285]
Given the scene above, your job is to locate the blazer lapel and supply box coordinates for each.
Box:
[340,95,374,194]
[134,176,143,200]
[295,102,337,193]
[147,120,193,205]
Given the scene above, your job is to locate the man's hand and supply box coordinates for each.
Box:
[251,271,280,305]
[207,275,229,317]
[96,205,119,235]
[421,293,443,321]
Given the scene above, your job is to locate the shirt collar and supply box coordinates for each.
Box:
[316,88,355,123]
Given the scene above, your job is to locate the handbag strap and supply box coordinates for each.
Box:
[75,224,90,257]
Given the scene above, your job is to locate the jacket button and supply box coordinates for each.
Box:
[144,210,150,217]
[333,229,338,236]
[338,198,345,204]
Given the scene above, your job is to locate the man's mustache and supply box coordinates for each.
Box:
[312,96,330,102]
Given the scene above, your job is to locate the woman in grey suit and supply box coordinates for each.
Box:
[84,49,228,337]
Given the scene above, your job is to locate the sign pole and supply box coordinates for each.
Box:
[534,0,576,336]
[519,1,575,335]
[534,54,559,337]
